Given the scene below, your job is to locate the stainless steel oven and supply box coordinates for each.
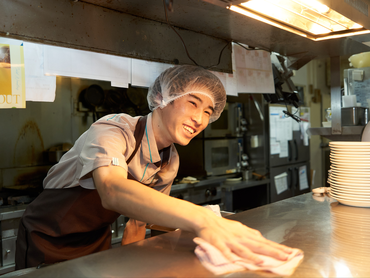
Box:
[203,102,246,138]
[176,138,247,178]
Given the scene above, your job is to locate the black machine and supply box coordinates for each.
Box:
[264,53,301,109]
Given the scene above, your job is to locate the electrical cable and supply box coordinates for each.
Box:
[162,0,230,69]
[282,97,301,122]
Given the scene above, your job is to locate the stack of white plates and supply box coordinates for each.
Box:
[328,141,370,207]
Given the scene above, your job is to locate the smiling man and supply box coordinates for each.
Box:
[15,65,292,270]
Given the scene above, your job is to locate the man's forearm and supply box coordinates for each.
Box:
[93,165,212,234]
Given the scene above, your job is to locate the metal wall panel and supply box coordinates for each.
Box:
[0,0,232,72]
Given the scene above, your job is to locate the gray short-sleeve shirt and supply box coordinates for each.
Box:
[43,113,179,195]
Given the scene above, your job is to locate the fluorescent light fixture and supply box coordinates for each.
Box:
[228,0,370,41]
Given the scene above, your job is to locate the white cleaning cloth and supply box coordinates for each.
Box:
[194,237,304,276]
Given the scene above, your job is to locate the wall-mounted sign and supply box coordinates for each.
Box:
[0,43,25,108]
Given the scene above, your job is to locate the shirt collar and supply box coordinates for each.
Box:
[141,113,162,165]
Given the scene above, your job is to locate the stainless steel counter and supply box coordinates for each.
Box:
[6,193,370,277]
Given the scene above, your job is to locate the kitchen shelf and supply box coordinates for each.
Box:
[308,126,364,141]
[221,179,270,192]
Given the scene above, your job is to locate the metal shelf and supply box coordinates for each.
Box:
[308,126,364,141]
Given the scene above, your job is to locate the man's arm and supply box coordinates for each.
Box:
[93,164,293,263]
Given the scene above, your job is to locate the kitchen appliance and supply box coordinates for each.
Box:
[175,138,246,178]
[341,107,368,126]
[268,105,311,203]
[344,67,370,109]
[203,102,247,138]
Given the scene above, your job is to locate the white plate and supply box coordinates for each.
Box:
[330,145,370,150]
[331,197,370,207]
[329,154,370,162]
[329,176,370,185]
[331,160,370,166]
[329,173,370,181]
[330,149,370,154]
[331,168,370,175]
[329,142,370,146]
[331,186,370,195]
[330,173,370,180]
[330,158,370,163]
[331,189,370,199]
[330,146,370,151]
[331,189,370,196]
[330,156,370,162]
[330,170,370,178]
[330,152,370,157]
[331,193,370,201]
[330,163,370,169]
[331,191,370,201]
[331,184,370,192]
[331,167,370,173]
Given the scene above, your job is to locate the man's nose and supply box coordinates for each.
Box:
[192,110,203,125]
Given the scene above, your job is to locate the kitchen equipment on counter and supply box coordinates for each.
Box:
[203,102,247,138]
[242,169,252,181]
[342,95,357,108]
[349,52,370,68]
[47,143,73,163]
[176,138,246,178]
[0,205,27,274]
[79,84,105,121]
[341,107,368,126]
[344,67,370,108]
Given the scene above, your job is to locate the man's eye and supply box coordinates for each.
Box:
[189,101,196,106]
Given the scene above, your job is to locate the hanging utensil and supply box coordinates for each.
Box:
[79,84,105,121]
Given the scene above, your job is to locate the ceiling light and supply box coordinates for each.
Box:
[228,0,370,41]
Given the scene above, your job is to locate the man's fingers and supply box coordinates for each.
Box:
[213,239,264,264]
[239,237,290,261]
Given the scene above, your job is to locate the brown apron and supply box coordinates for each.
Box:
[15,115,170,270]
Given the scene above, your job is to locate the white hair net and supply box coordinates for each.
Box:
[147,65,227,123]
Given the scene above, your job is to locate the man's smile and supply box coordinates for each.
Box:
[183,125,195,134]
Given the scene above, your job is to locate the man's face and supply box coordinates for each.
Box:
[160,93,214,146]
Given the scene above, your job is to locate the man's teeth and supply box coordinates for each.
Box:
[183,125,195,134]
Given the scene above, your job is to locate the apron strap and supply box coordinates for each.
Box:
[160,146,171,169]
[126,115,147,165]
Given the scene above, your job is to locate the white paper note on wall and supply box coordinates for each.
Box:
[211,71,238,96]
[299,165,309,190]
[274,172,288,195]
[270,138,281,155]
[131,59,172,88]
[23,42,56,102]
[232,43,275,94]
[279,140,288,158]
[44,45,130,87]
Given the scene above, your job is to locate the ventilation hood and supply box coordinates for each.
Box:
[81,0,370,68]
[1,0,370,71]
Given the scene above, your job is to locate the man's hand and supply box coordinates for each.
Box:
[195,213,293,264]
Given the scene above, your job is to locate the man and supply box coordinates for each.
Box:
[15,65,292,270]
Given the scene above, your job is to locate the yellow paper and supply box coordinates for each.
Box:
[0,44,26,108]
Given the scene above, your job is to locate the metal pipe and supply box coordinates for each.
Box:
[330,56,342,134]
